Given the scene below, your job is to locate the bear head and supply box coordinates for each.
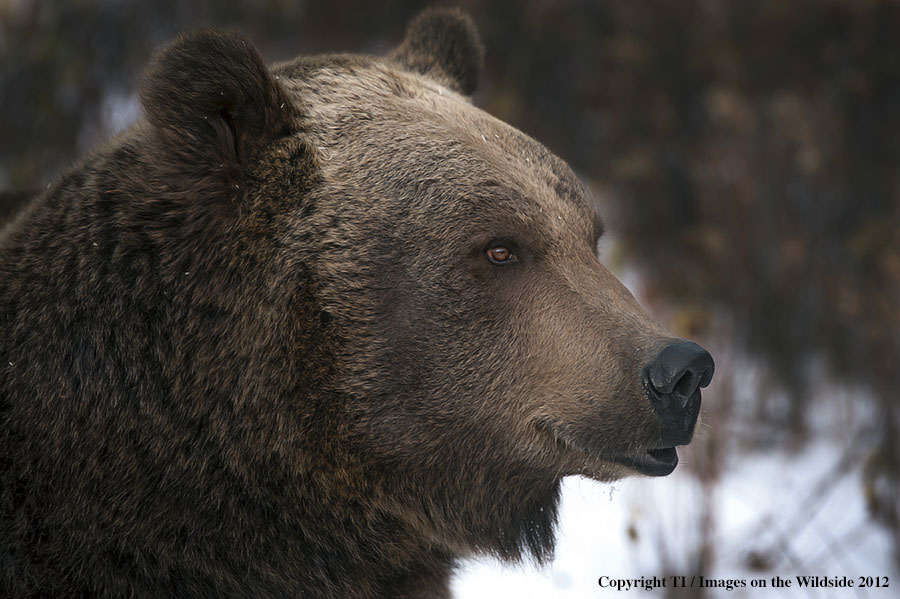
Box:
[135,7,714,563]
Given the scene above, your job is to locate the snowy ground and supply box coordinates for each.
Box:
[452,433,897,599]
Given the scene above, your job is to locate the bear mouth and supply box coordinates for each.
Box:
[611,447,679,477]
[538,421,682,478]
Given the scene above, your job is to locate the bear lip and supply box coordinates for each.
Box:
[536,420,681,477]
[611,447,679,477]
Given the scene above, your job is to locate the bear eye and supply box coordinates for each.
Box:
[486,246,515,265]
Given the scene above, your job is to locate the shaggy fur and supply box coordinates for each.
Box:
[1,9,703,598]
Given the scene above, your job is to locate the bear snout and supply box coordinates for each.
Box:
[644,340,714,447]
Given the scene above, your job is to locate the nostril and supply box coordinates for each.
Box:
[672,370,699,400]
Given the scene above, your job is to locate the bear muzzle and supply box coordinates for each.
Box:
[604,341,715,477]
[598,341,714,477]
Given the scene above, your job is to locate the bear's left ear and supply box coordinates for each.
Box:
[390,8,484,96]
[140,28,296,189]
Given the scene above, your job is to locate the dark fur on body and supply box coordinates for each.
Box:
[2,9,687,598]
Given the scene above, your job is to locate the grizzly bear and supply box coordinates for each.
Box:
[0,9,713,599]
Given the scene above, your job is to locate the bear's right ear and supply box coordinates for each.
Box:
[140,28,296,192]
[390,8,484,96]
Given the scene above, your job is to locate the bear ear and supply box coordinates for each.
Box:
[140,28,295,189]
[390,8,484,96]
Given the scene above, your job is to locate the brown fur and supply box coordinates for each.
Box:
[1,9,700,598]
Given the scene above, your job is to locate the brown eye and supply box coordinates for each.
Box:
[486,246,514,264]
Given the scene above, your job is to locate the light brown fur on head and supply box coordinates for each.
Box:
[274,46,679,473]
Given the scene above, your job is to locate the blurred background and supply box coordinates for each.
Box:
[2,1,898,596]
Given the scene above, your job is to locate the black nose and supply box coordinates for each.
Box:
[644,341,714,444]
[647,341,714,404]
